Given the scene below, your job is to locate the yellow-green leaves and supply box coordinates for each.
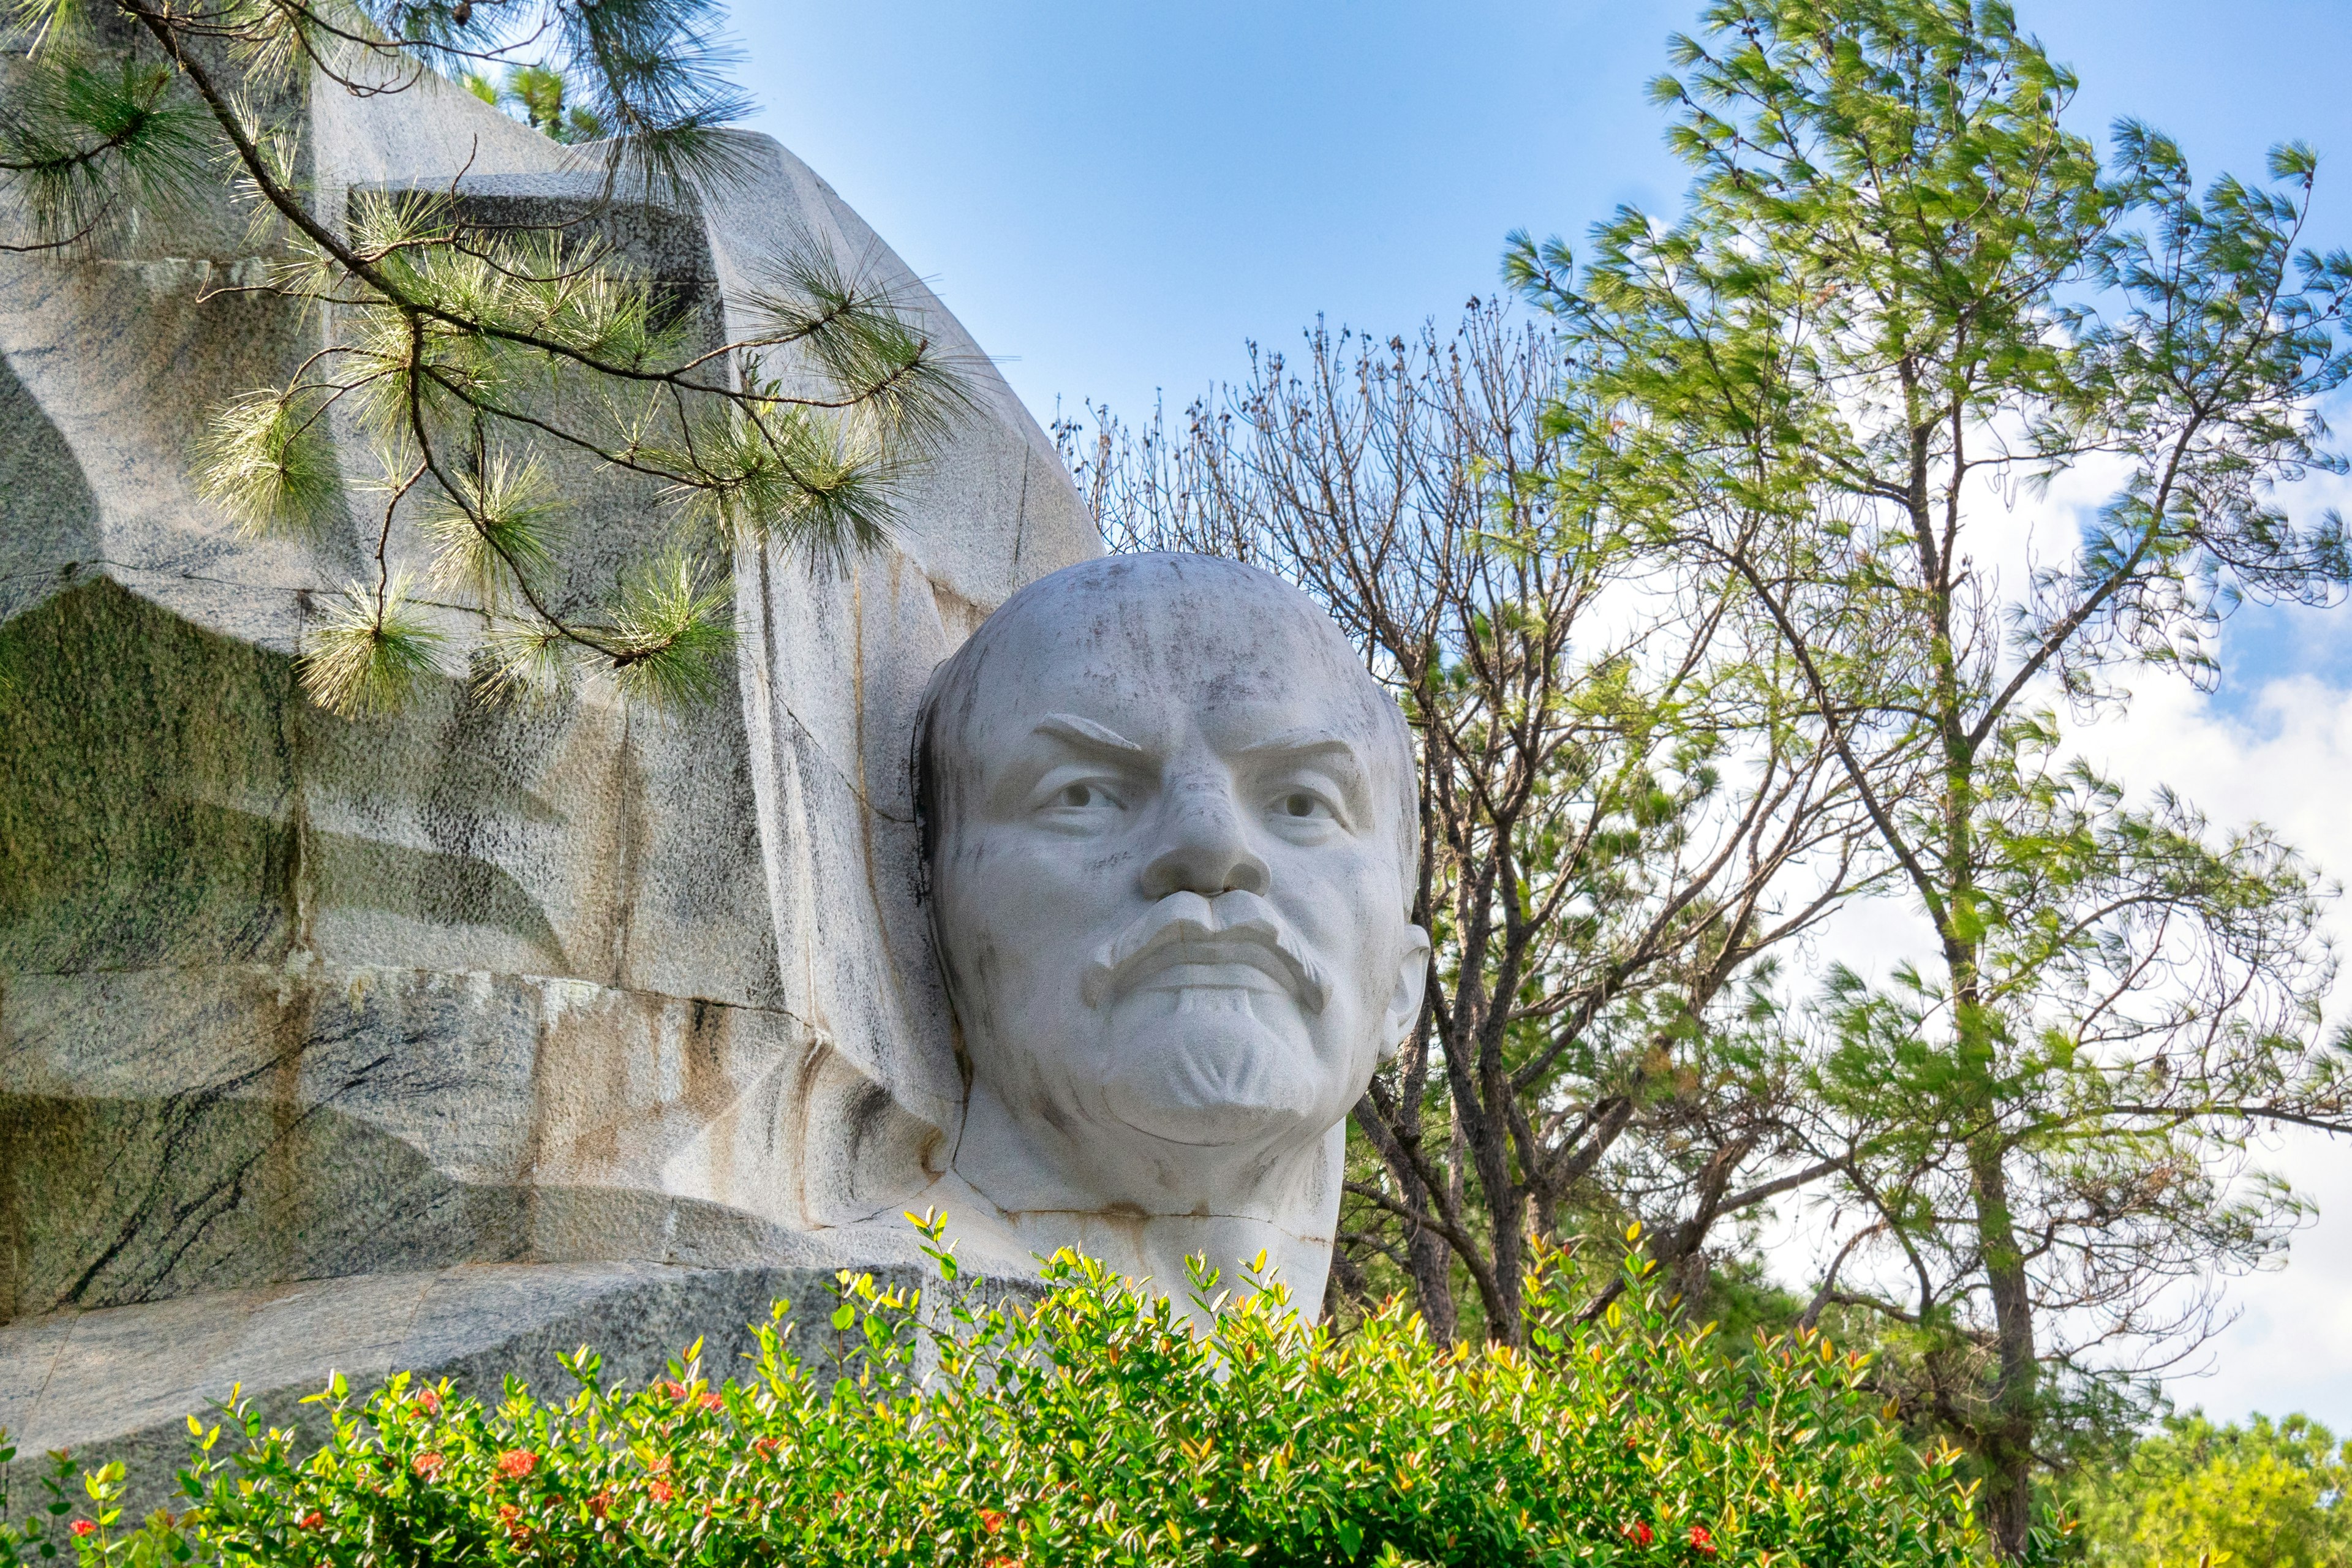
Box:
[173,191,966,722]
[465,553,734,712]
[663,398,895,560]
[0,53,211,252]
[16,20,973,726]
[745,247,974,450]
[419,450,563,607]
[473,618,573,707]
[604,552,733,710]
[2069,1412,2352,1568]
[37,1234,1985,1568]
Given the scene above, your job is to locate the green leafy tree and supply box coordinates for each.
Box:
[2070,1412,2352,1568]
[496,62,608,143]
[0,0,967,715]
[1515,0,2352,1552]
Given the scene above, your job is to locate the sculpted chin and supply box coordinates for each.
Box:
[904,552,1429,1316]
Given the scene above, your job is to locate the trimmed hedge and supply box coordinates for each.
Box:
[6,1229,1983,1567]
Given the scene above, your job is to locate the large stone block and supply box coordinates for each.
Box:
[0,47,1095,1485]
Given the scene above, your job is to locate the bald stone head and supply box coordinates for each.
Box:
[917,554,1428,1218]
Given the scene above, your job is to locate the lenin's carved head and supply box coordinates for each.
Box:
[916,554,1429,1232]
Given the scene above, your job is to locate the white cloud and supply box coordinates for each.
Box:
[2071,665,2352,1429]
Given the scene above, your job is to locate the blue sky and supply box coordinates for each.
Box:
[731,1,2352,428]
[726,0,2352,1425]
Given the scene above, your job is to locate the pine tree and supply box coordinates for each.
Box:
[1516,0,2352,1552]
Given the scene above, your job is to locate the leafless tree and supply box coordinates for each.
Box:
[1059,304,1888,1341]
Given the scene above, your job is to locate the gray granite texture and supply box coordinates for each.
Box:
[0,37,1096,1482]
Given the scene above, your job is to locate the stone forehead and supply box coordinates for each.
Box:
[944,554,1382,724]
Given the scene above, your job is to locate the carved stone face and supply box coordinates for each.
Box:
[919,554,1429,1210]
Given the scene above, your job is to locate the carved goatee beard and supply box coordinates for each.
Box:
[1090,979,1333,1150]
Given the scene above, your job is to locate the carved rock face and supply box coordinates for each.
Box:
[0,59,1096,1489]
[918,555,1429,1267]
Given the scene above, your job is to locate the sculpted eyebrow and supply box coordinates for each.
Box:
[1035,713,1148,756]
[1237,729,1370,820]
[1236,728,1362,766]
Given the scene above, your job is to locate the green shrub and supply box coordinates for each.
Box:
[7,1227,1983,1567]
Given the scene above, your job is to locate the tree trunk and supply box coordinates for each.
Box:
[1401,1156,1459,1342]
[1970,1138,2038,1560]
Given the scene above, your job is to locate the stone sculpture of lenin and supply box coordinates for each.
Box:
[0,64,1424,1487]
[910,553,1430,1312]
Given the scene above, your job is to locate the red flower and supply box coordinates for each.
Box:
[412,1453,446,1481]
[69,1521,97,1539]
[497,1502,529,1541]
[495,1449,538,1480]
[979,1509,1008,1534]
[1623,1520,1655,1547]
[296,1512,325,1531]
[752,1437,778,1458]
[586,1490,613,1520]
[696,1391,723,1413]
[647,1479,674,1504]
[414,1389,442,1415]
[1689,1525,1716,1555]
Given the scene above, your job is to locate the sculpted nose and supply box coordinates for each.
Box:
[1140,782,1270,900]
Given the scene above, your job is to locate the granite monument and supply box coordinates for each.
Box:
[0,47,1419,1497]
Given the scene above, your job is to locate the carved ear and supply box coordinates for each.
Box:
[1379,925,1433,1061]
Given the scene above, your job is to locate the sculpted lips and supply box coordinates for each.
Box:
[1081,889,1332,1014]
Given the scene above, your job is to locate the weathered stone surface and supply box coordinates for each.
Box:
[3,31,1427,1504]
[0,50,1093,1480]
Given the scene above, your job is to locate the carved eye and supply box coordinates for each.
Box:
[1274,791,1333,821]
[1041,777,1125,816]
